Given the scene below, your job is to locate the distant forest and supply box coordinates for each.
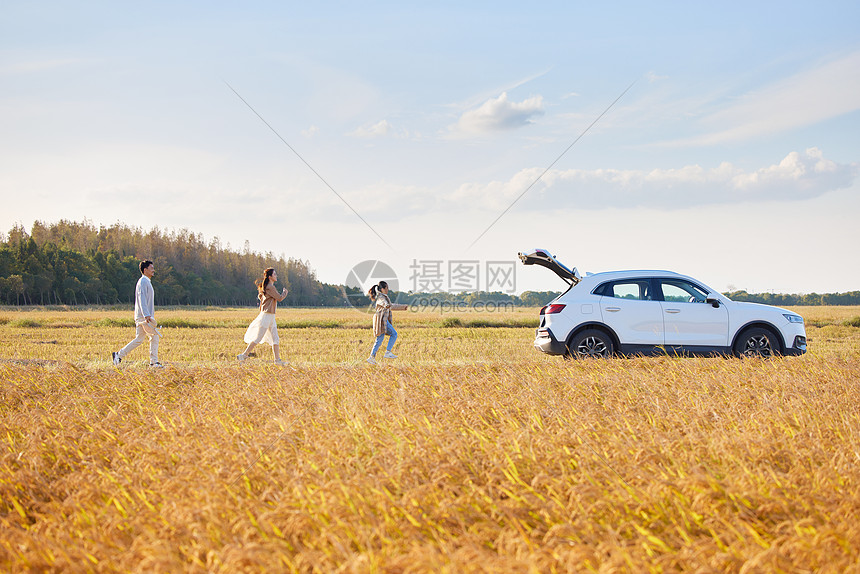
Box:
[0,220,858,307]
[0,221,558,308]
[0,220,346,306]
[722,290,860,307]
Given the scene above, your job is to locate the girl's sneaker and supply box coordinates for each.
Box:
[366,356,377,365]
[383,351,397,359]
[237,353,247,362]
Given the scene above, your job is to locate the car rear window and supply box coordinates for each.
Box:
[594,280,653,301]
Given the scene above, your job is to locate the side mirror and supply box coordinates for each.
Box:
[706,297,721,308]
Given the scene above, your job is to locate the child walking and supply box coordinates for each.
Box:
[367,280,408,365]
[238,267,289,366]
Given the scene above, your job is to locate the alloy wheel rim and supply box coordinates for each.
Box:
[743,335,773,357]
[576,336,608,357]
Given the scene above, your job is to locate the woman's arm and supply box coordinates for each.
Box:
[267,284,288,302]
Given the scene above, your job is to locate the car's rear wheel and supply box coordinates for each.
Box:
[733,327,781,358]
[568,329,614,358]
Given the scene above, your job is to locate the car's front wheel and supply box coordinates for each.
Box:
[733,327,781,358]
[568,329,615,359]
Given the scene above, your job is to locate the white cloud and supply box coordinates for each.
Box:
[446,70,551,111]
[451,92,544,135]
[302,125,319,137]
[348,119,408,139]
[449,148,858,210]
[676,51,860,145]
[235,148,856,221]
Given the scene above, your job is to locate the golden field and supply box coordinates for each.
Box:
[1,305,860,572]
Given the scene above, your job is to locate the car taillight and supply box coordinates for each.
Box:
[544,304,566,314]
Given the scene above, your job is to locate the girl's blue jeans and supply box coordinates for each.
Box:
[370,321,397,356]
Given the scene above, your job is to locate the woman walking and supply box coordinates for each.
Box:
[367,281,408,365]
[238,268,289,366]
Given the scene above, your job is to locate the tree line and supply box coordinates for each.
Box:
[723,290,860,307]
[0,220,565,308]
[0,220,345,306]
[1,220,857,307]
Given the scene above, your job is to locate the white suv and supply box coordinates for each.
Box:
[519,248,807,358]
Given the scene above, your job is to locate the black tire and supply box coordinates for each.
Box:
[733,327,781,358]
[568,329,615,359]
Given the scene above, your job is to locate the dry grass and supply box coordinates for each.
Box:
[1,306,859,572]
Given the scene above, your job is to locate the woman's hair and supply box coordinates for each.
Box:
[367,280,388,299]
[256,268,276,297]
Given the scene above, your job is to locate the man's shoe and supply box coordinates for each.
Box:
[383,351,397,359]
[112,352,121,366]
[150,362,165,369]
[237,353,246,362]
[366,356,377,365]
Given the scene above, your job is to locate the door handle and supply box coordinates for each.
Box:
[665,309,680,314]
[605,307,621,312]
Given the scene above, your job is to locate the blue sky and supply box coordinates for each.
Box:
[2,1,859,294]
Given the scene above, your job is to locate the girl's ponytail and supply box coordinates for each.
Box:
[368,280,388,299]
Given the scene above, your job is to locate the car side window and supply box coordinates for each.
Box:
[602,280,652,301]
[659,279,708,303]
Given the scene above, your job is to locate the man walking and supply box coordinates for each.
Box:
[112,260,163,368]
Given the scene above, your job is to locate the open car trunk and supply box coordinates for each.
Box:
[518,248,581,285]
